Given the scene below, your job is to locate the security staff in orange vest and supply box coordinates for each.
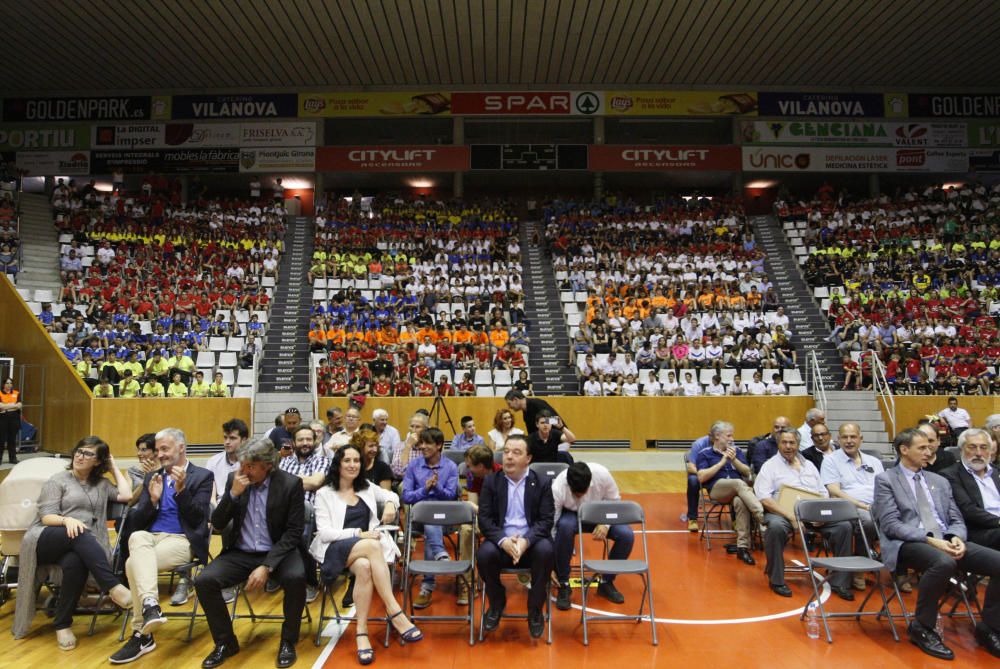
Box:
[0,377,22,464]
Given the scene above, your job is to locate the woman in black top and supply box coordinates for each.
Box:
[354,429,392,490]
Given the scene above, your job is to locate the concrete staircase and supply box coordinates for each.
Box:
[752,215,841,388]
[257,216,313,393]
[822,390,893,457]
[521,220,577,395]
[252,391,314,438]
[13,193,62,295]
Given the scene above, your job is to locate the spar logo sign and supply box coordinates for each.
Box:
[574,92,601,115]
[897,149,926,167]
[894,124,930,147]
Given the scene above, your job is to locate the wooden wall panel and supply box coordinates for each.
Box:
[91,398,251,456]
[0,276,91,455]
[318,396,816,447]
[881,396,1000,439]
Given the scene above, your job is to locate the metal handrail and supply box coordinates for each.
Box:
[870,353,896,438]
[807,349,826,414]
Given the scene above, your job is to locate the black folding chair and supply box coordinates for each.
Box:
[528,462,568,485]
[477,565,553,644]
[87,501,130,635]
[795,499,906,643]
[229,502,314,628]
[402,501,476,645]
[578,500,658,646]
[443,450,466,467]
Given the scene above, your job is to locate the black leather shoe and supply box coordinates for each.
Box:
[908,621,954,660]
[275,640,296,668]
[770,583,793,597]
[527,608,544,639]
[483,599,505,632]
[736,548,756,565]
[596,581,625,604]
[975,622,1000,659]
[555,583,572,611]
[201,642,239,669]
[830,585,855,602]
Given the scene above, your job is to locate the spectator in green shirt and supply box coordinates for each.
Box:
[166,372,188,398]
[142,377,165,397]
[119,370,141,398]
[189,371,210,398]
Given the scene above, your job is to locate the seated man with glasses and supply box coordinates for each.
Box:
[941,428,1000,550]
[801,423,838,472]
[874,427,1000,660]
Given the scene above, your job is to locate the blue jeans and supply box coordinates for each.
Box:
[417,523,447,590]
[554,510,634,584]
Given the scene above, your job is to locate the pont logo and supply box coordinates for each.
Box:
[895,123,929,147]
[897,148,926,166]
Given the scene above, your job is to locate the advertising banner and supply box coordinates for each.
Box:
[315,146,469,171]
[450,91,603,115]
[604,91,757,116]
[90,122,317,149]
[91,148,240,173]
[907,93,1000,118]
[3,96,152,122]
[969,150,1000,171]
[757,92,884,118]
[742,146,968,172]
[171,94,299,120]
[14,151,91,175]
[740,120,967,147]
[967,121,1000,148]
[238,122,316,147]
[239,148,315,172]
[298,92,451,117]
[588,145,740,170]
[0,124,89,150]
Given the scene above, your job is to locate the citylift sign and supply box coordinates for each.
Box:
[588,145,740,170]
[315,146,470,171]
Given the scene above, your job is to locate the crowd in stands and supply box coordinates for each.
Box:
[540,196,803,396]
[309,196,534,398]
[782,182,1000,396]
[30,178,280,397]
[0,187,19,278]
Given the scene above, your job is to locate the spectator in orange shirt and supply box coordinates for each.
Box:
[488,324,509,350]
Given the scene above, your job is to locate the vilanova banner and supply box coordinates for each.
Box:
[757,92,885,118]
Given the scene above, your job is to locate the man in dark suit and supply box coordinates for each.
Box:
[194,437,306,669]
[941,428,1000,549]
[477,433,555,639]
[874,427,1000,660]
[110,427,213,664]
[801,422,837,472]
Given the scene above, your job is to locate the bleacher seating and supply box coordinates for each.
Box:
[781,183,1000,395]
[309,197,534,398]
[32,180,279,397]
[543,196,802,396]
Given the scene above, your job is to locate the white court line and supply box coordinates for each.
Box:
[569,581,832,626]
[311,607,353,669]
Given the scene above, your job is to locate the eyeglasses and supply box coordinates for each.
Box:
[860,465,875,473]
[811,432,830,437]
[75,450,97,459]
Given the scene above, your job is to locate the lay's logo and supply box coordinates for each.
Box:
[610,96,633,111]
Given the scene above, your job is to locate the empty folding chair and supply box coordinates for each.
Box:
[209,337,227,352]
[196,352,216,370]
[473,369,492,386]
[492,370,512,386]
[528,462,568,486]
[402,501,477,645]
[218,352,238,369]
[236,368,255,387]
[227,337,245,352]
[795,499,905,643]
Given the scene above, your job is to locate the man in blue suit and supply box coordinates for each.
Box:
[477,433,555,639]
[874,427,1000,660]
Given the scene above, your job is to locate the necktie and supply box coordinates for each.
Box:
[913,472,943,539]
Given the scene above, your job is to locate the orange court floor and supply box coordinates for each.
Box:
[1,484,994,669]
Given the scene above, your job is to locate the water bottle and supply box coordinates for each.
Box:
[805,603,820,639]
[935,613,944,637]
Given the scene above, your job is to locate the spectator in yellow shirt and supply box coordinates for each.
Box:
[189,371,210,397]
[166,372,189,398]
[119,370,141,398]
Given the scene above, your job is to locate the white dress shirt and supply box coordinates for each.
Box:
[551,462,621,528]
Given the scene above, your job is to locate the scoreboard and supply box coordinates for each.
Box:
[470,144,588,170]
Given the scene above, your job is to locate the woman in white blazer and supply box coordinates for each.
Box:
[310,442,423,664]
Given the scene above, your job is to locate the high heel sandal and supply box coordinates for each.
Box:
[355,632,374,665]
[388,610,423,643]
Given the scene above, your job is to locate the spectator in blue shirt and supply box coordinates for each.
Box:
[450,416,485,453]
[694,420,764,566]
[401,427,459,609]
